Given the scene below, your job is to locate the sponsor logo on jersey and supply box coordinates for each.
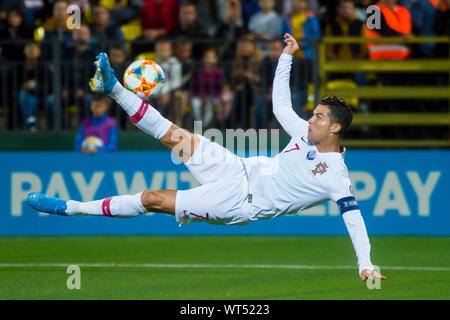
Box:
[306,150,316,160]
[312,162,328,175]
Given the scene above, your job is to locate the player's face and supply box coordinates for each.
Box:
[307,105,333,143]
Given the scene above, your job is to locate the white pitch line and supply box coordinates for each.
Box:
[0,263,449,271]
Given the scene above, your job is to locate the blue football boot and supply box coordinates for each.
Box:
[89,52,118,94]
[27,192,68,216]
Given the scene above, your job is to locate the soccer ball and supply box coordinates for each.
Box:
[123,59,165,99]
[82,136,104,150]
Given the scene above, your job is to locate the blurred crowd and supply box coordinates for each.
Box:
[0,0,448,139]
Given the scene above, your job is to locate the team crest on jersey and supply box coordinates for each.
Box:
[312,162,328,175]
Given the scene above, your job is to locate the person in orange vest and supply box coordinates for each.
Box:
[366,0,412,60]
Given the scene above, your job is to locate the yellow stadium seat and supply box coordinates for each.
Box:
[304,83,315,111]
[325,79,359,108]
[121,19,142,54]
[134,51,157,61]
[34,26,45,42]
[99,0,127,10]
[304,79,359,111]
[121,19,142,41]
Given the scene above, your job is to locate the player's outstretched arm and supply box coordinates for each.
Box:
[330,177,387,281]
[342,208,387,281]
[272,33,309,137]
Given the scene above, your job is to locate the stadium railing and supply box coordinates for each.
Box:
[316,36,449,148]
[0,37,448,149]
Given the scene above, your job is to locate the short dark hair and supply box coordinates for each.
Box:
[93,94,111,105]
[320,96,353,138]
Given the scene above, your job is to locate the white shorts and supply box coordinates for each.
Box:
[175,135,254,226]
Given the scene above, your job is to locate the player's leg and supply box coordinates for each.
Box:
[89,52,200,163]
[27,190,176,217]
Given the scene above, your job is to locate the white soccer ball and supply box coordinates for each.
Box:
[82,136,104,150]
[123,59,165,99]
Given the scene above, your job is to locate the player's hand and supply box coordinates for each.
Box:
[360,268,387,281]
[282,33,300,56]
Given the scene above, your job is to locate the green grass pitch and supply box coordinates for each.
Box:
[0,236,449,299]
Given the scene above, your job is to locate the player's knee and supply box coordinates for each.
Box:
[141,190,164,210]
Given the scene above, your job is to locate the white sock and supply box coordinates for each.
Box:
[66,192,147,218]
[108,82,172,139]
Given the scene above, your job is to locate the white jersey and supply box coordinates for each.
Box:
[243,136,354,219]
[242,53,373,274]
[176,53,374,275]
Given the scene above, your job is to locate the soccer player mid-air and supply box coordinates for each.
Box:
[28,33,386,281]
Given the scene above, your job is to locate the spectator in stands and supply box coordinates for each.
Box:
[355,0,373,22]
[154,39,182,118]
[191,48,223,128]
[280,0,319,18]
[284,0,320,118]
[324,0,365,61]
[0,0,27,25]
[0,8,34,61]
[63,23,96,114]
[254,38,282,129]
[193,0,220,36]
[248,0,290,54]
[140,0,179,46]
[433,0,449,58]
[108,44,131,129]
[431,0,449,104]
[24,0,46,26]
[287,0,321,61]
[409,0,439,58]
[231,34,263,129]
[18,42,48,131]
[109,45,129,83]
[42,0,70,32]
[174,40,195,84]
[66,0,89,20]
[254,38,305,129]
[110,0,143,26]
[241,0,261,30]
[367,1,413,116]
[365,0,412,60]
[41,0,73,59]
[316,0,340,26]
[168,1,209,59]
[90,5,125,52]
[324,0,367,88]
[74,94,118,153]
[45,24,96,127]
[215,0,246,61]
[173,39,195,127]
